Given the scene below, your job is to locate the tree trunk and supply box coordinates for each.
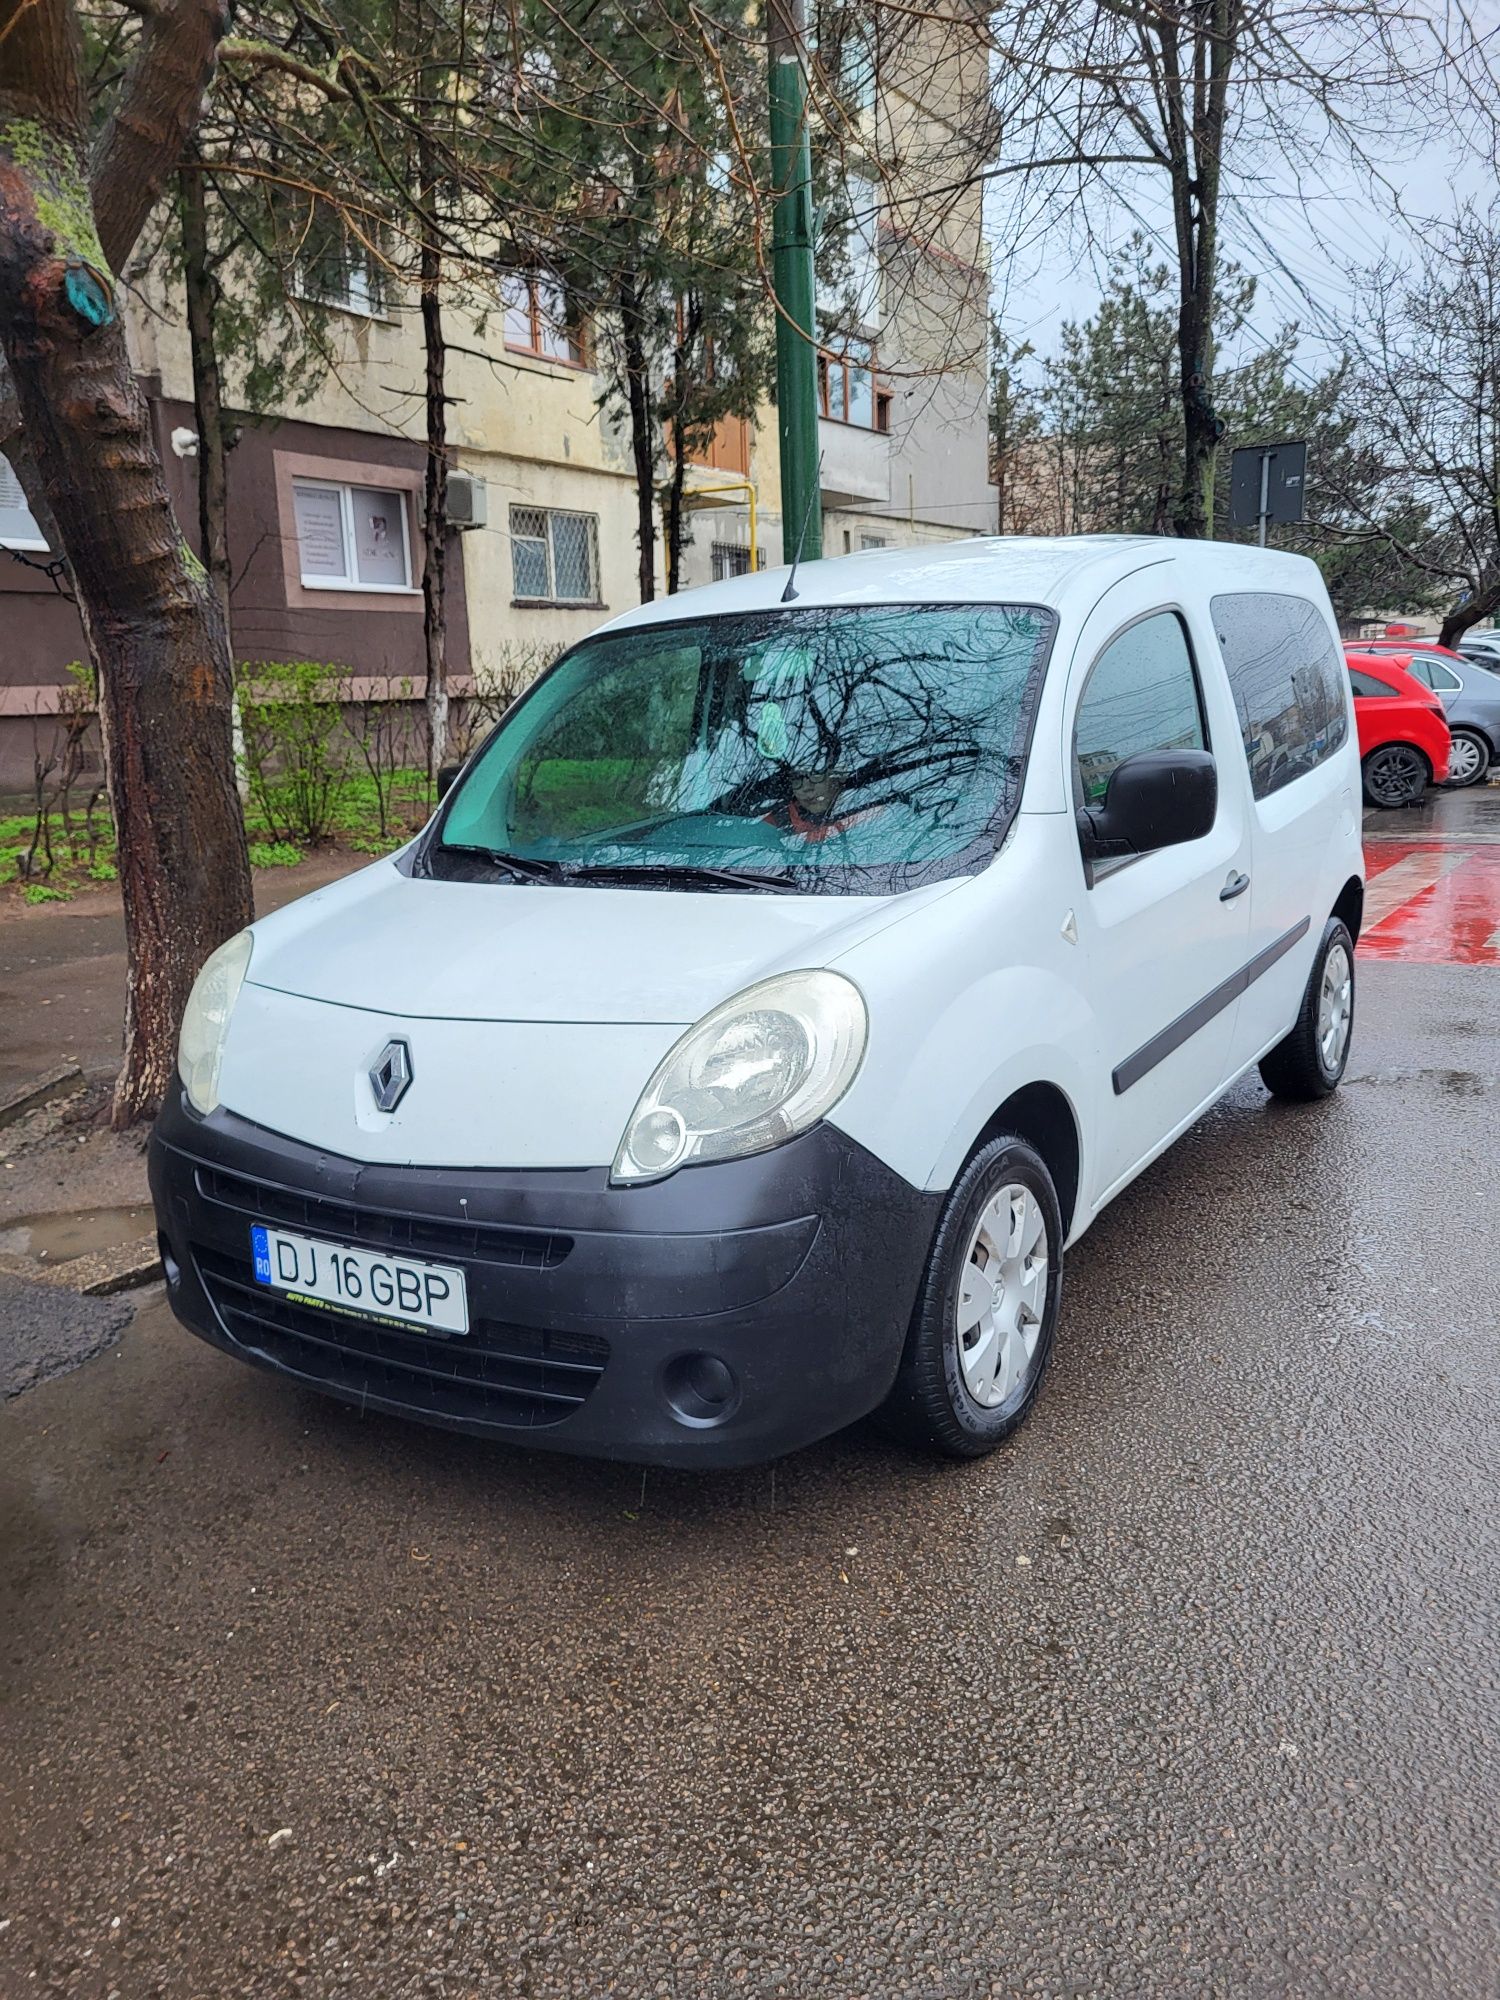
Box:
[618,270,657,602]
[0,101,251,1126]
[178,148,232,632]
[1174,250,1219,538]
[1168,4,1234,539]
[418,136,449,780]
[665,436,689,592]
[1439,577,1500,650]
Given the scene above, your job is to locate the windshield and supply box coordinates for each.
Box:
[432,602,1056,894]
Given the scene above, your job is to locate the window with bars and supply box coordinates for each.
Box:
[292,479,414,591]
[817,339,892,431]
[710,542,753,582]
[0,457,46,550]
[503,272,588,366]
[511,506,600,604]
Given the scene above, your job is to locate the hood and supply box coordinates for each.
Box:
[245,856,945,1026]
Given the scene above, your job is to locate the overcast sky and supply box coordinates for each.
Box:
[986,36,1500,385]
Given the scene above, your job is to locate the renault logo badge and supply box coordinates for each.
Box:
[369,1038,413,1113]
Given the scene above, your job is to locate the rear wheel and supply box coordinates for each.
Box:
[1259,918,1355,1101]
[1445,727,1490,788]
[880,1136,1062,1459]
[1361,743,1431,808]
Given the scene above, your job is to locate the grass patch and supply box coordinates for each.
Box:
[3,763,432,903]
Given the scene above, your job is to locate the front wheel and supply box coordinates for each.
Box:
[879,1136,1063,1459]
[1361,743,1430,808]
[1445,727,1491,789]
[1259,918,1355,1101]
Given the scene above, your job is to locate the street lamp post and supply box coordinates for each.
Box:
[767,0,822,563]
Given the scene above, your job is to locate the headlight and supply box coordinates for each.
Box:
[178,929,253,1115]
[612,969,867,1184]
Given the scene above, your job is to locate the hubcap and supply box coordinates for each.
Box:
[1448,734,1483,784]
[1368,746,1424,805]
[1317,941,1353,1072]
[955,1184,1048,1409]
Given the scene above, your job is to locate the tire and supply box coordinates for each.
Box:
[1444,727,1491,789]
[1258,917,1355,1102]
[1361,742,1430,808]
[880,1135,1063,1459]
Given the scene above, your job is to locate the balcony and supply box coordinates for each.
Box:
[818,417,891,507]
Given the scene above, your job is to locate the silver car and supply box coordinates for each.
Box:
[1398,649,1500,786]
[1457,633,1500,670]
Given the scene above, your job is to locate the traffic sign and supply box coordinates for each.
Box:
[1229,442,1307,543]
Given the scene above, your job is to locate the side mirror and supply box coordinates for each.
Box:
[436,762,463,801]
[1077,749,1217,862]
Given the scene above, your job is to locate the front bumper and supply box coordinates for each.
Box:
[149,1090,940,1467]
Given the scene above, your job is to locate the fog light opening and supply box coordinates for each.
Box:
[158,1232,181,1288]
[662,1351,741,1429]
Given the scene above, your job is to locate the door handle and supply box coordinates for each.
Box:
[1220,870,1250,902]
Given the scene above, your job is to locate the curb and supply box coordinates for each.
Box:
[0,1062,85,1131]
[0,1238,160,1297]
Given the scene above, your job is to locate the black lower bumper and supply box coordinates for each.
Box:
[148,1090,940,1467]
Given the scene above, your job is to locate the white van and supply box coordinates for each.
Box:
[151,537,1363,1466]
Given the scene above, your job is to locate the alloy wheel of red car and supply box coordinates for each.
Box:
[1362,742,1429,807]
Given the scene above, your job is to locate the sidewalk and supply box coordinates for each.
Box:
[0,850,368,1368]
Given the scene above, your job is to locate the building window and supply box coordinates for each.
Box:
[292,479,415,592]
[816,2,878,114]
[817,339,891,431]
[0,457,47,551]
[711,542,753,581]
[503,273,587,366]
[511,506,600,603]
[296,223,392,321]
[860,534,888,550]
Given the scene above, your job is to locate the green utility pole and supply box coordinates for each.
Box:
[767,0,822,562]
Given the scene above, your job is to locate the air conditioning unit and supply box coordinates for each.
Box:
[447,472,488,530]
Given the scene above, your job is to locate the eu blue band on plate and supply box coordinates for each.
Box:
[251,1225,272,1283]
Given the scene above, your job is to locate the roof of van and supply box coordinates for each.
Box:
[602,534,1325,633]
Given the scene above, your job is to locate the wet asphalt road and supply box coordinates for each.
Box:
[2,959,1498,1998]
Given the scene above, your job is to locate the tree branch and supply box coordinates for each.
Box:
[90,0,232,272]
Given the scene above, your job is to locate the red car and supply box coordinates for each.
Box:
[1347,651,1451,807]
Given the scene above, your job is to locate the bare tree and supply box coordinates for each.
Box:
[985,0,1497,536]
[1335,207,1500,645]
[0,0,252,1125]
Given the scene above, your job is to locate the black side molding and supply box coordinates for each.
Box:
[1113,916,1312,1096]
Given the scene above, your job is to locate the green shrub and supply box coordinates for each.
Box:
[237,660,349,844]
[22,882,70,905]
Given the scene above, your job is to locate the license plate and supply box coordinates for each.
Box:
[250,1225,469,1336]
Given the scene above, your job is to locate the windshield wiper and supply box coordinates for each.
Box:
[562,860,807,893]
[440,843,566,883]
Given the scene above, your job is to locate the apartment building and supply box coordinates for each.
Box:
[0,4,995,786]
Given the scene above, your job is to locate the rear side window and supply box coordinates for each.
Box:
[1349,669,1396,698]
[1073,611,1207,809]
[1409,656,1462,691]
[1212,592,1350,799]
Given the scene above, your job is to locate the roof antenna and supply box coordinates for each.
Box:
[780,453,823,603]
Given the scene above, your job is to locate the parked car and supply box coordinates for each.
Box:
[1458,632,1500,670]
[1352,636,1465,659]
[1347,652,1452,805]
[152,540,1364,1468]
[1383,647,1500,787]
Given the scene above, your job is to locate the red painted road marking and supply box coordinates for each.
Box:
[1360,840,1500,965]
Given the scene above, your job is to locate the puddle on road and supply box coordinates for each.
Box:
[0,1202,156,1264]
